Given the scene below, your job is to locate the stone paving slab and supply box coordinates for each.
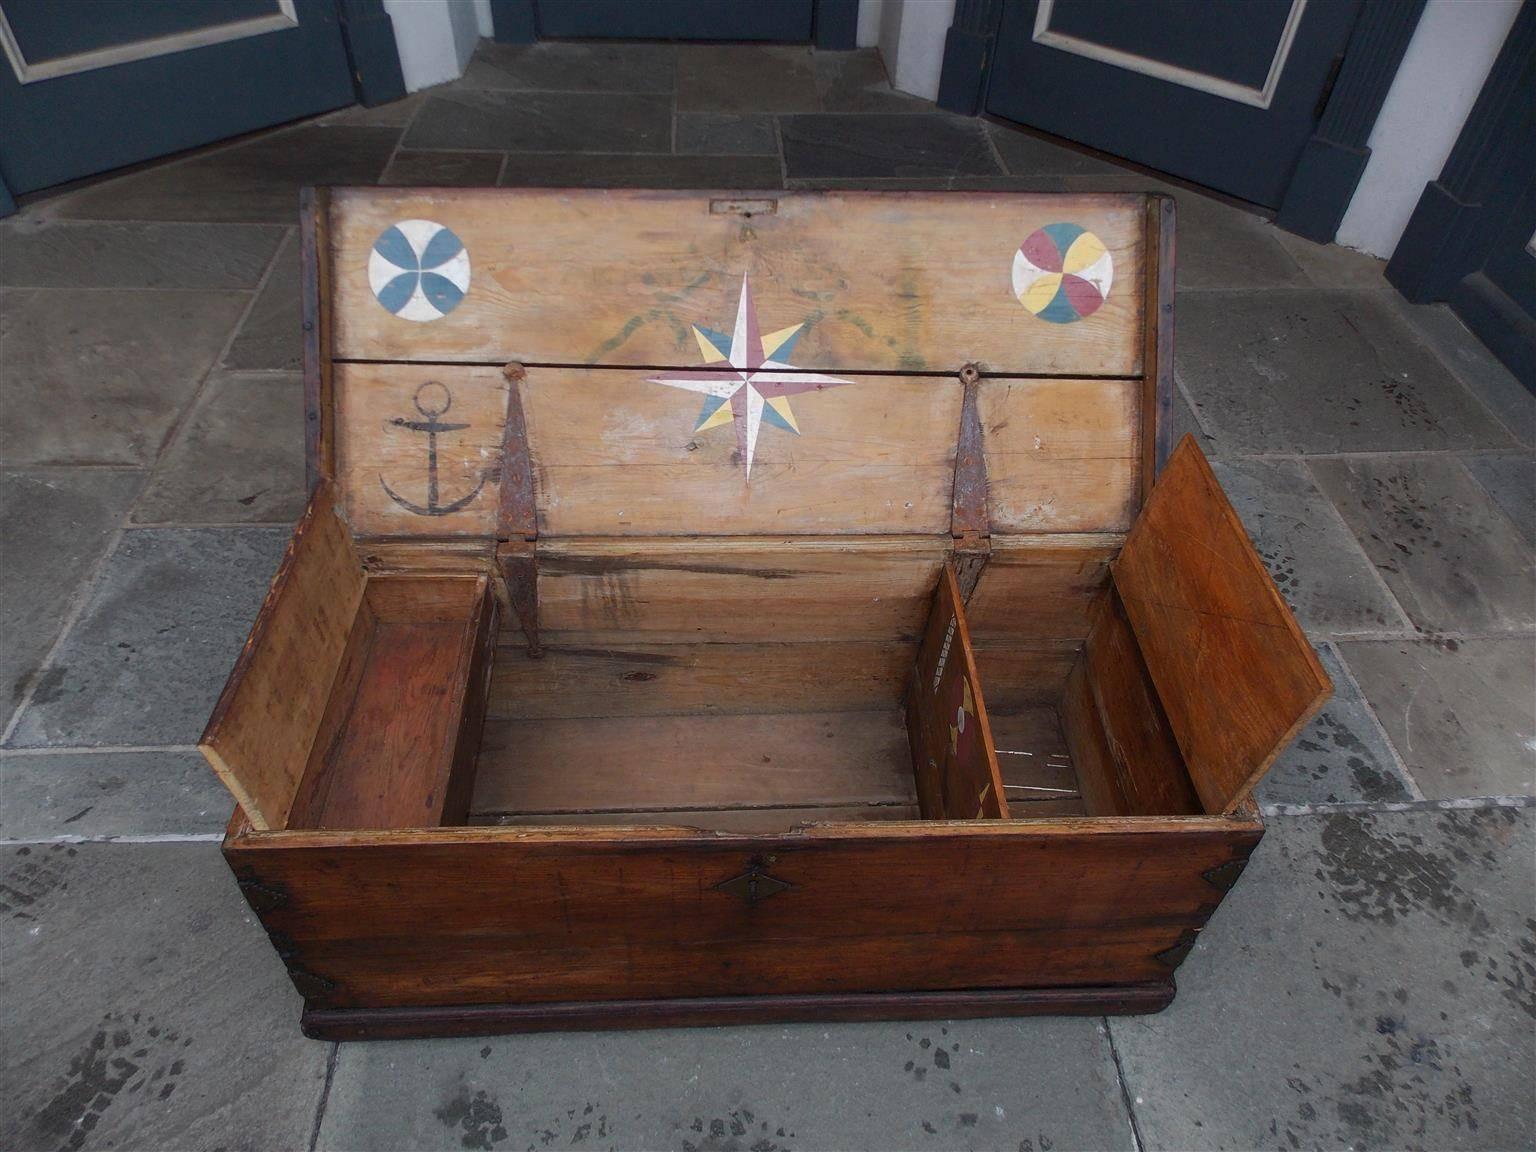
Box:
[131,373,306,525]
[1389,298,1536,449]
[0,750,230,840]
[381,150,506,187]
[222,230,299,371]
[462,41,677,94]
[1254,645,1417,808]
[1112,807,1535,1152]
[1274,228,1392,291]
[53,126,400,224]
[4,527,287,749]
[814,51,930,114]
[990,125,1139,177]
[782,114,1000,179]
[0,221,284,290]
[1058,174,1310,292]
[677,44,821,113]
[1311,454,1535,634]
[1212,457,1410,635]
[0,287,251,466]
[406,89,672,154]
[1339,637,1536,800]
[318,1017,1133,1152]
[1,842,327,1152]
[1460,450,1536,547]
[0,470,141,731]
[1177,290,1519,455]
[500,153,783,189]
[675,112,779,155]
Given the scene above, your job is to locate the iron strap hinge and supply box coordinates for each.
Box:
[497,364,542,657]
[950,362,991,602]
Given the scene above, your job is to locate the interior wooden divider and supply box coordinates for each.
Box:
[285,574,495,832]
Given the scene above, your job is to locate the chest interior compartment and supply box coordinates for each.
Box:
[201,187,1329,837]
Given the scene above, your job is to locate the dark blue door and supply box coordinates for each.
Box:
[0,0,357,199]
[984,0,1362,206]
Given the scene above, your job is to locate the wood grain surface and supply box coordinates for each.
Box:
[906,564,1007,820]
[225,816,1260,1009]
[472,710,917,816]
[200,485,365,831]
[534,535,946,642]
[329,188,1146,376]
[1113,436,1331,813]
[487,639,910,719]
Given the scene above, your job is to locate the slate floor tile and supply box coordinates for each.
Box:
[677,44,822,112]
[500,152,782,189]
[318,1018,1132,1152]
[222,230,298,371]
[787,175,1068,191]
[1171,381,1219,456]
[315,91,426,127]
[1274,228,1391,290]
[380,149,505,186]
[675,112,778,155]
[405,89,671,153]
[4,527,287,749]
[1310,454,1535,633]
[1254,645,1416,807]
[1212,457,1411,635]
[55,125,400,223]
[1389,298,1536,449]
[1,842,327,1151]
[1059,173,1309,290]
[989,124,1129,176]
[0,750,230,839]
[1339,637,1536,799]
[0,470,141,731]
[1111,808,1535,1152]
[461,40,676,93]
[0,221,283,290]
[131,373,306,525]
[1176,291,1518,454]
[1460,451,1536,546]
[814,50,930,113]
[782,113,1000,179]
[0,287,250,466]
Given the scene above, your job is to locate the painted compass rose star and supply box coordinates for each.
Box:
[647,274,854,480]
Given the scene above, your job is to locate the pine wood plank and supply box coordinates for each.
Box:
[522,369,963,536]
[979,378,1141,532]
[1074,590,1202,817]
[473,805,922,833]
[969,639,1082,709]
[472,711,917,815]
[1113,436,1331,813]
[907,564,1008,820]
[535,536,946,642]
[200,484,365,831]
[964,534,1121,641]
[488,640,910,719]
[329,188,1146,376]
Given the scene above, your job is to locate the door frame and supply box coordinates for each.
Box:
[1387,1,1536,389]
[489,0,858,47]
[937,0,1423,237]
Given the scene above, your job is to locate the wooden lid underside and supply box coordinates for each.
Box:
[316,188,1158,542]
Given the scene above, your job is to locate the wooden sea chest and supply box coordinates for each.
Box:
[200,187,1330,1039]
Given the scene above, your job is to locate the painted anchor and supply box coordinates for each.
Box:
[379,380,487,516]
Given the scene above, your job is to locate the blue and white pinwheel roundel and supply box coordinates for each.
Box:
[368,220,470,322]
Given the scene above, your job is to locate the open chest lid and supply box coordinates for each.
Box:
[304,187,1173,543]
